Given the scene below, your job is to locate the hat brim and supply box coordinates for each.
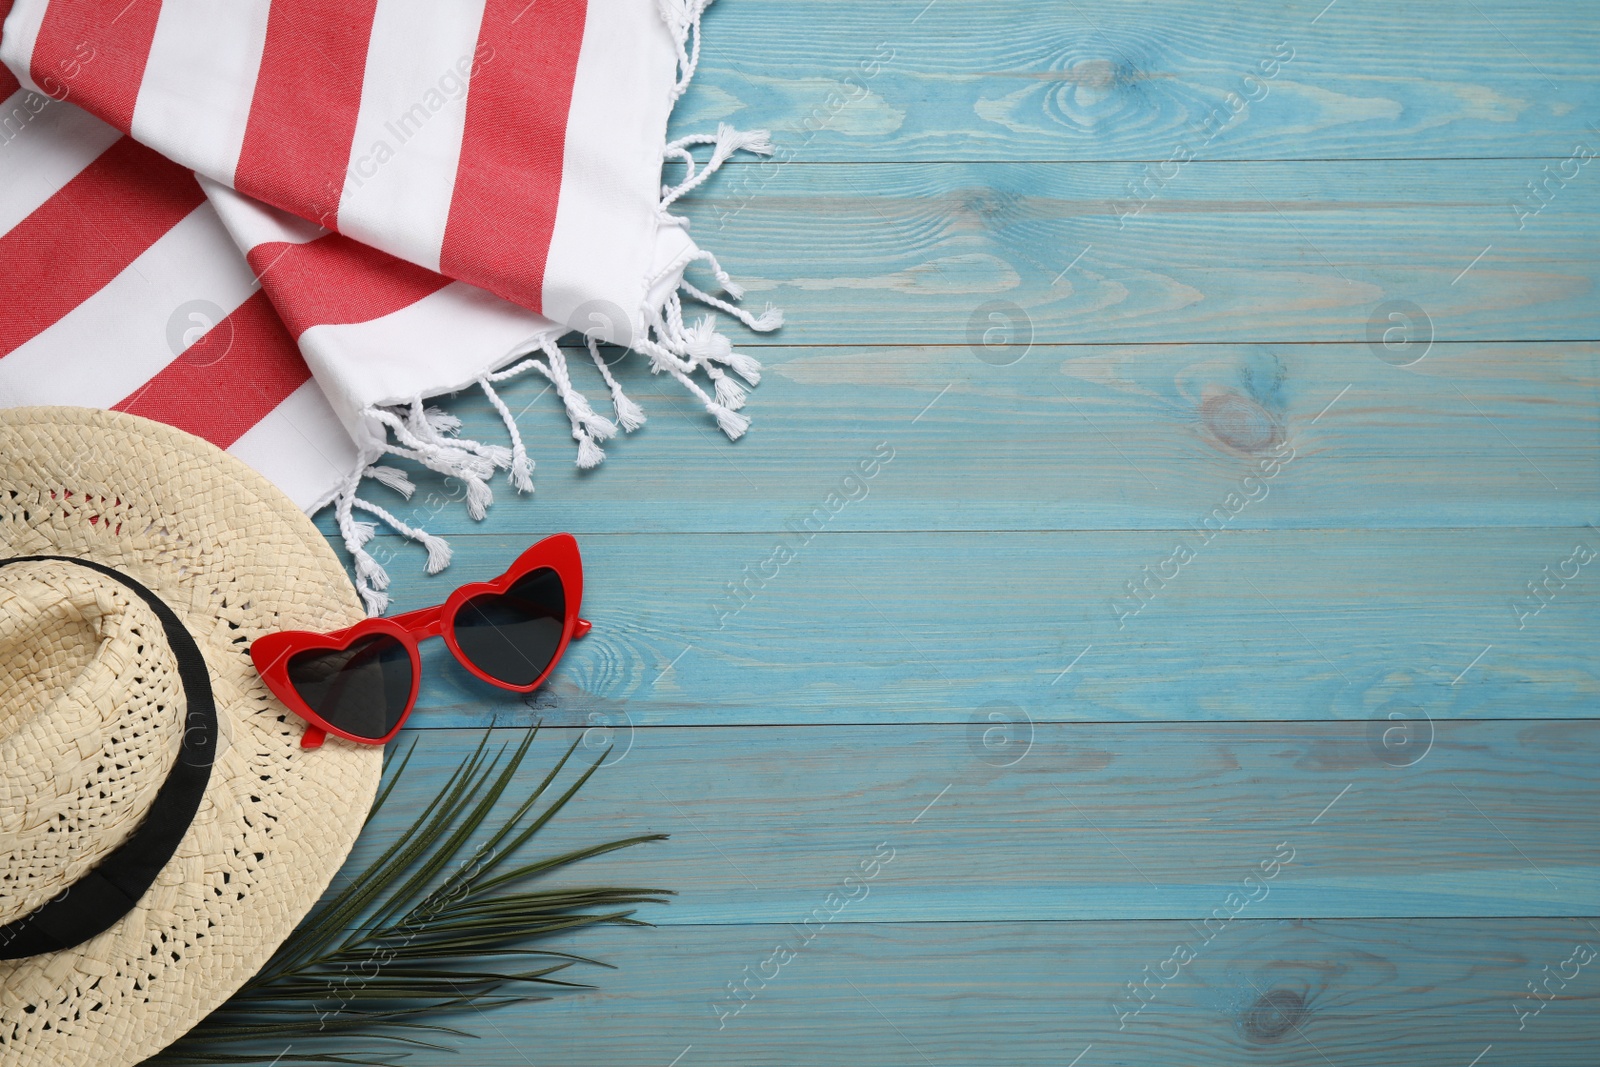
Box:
[0,406,382,1067]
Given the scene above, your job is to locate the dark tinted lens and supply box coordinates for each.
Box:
[286,633,413,740]
[452,567,565,687]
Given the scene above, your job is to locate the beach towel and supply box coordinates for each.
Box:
[0,0,777,612]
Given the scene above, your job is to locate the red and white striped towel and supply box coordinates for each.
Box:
[0,0,777,612]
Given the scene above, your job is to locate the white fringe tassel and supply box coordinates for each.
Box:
[363,464,415,498]
[332,469,392,616]
[661,124,774,209]
[331,0,781,615]
[588,335,648,432]
[660,0,711,103]
[478,374,534,492]
[352,498,453,575]
[503,341,619,469]
[368,408,497,521]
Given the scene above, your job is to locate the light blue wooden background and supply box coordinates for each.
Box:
[309,0,1600,1063]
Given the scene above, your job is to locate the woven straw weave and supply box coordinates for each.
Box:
[0,407,382,1067]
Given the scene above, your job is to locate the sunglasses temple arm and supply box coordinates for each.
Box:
[575,618,592,638]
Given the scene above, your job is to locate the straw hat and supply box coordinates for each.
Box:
[0,407,382,1066]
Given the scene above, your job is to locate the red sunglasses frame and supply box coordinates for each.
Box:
[250,533,591,749]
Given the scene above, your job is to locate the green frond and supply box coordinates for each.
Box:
[143,727,668,1067]
[364,731,541,932]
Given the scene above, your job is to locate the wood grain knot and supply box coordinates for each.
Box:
[1239,988,1309,1044]
[1200,393,1284,454]
[1044,55,1142,130]
[959,187,1025,229]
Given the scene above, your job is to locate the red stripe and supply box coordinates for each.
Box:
[0,137,204,357]
[246,233,452,338]
[234,0,379,231]
[30,0,161,131]
[113,291,311,449]
[0,0,18,102]
[0,0,16,101]
[439,0,589,314]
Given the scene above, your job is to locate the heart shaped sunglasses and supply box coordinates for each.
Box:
[250,534,590,748]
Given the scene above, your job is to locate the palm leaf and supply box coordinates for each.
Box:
[145,726,669,1067]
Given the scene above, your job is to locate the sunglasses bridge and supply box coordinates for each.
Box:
[387,603,448,638]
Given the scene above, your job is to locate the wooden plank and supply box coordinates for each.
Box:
[316,340,1600,535]
[662,160,1600,346]
[676,0,1600,164]
[334,724,1600,922]
[208,2,1600,1066]
[238,919,1600,1066]
[309,530,1600,725]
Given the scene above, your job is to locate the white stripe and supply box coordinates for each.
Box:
[298,279,557,420]
[0,92,122,234]
[0,203,259,409]
[0,83,50,146]
[0,0,50,95]
[132,0,272,184]
[228,380,359,513]
[201,176,324,253]
[541,0,679,332]
[336,0,486,271]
